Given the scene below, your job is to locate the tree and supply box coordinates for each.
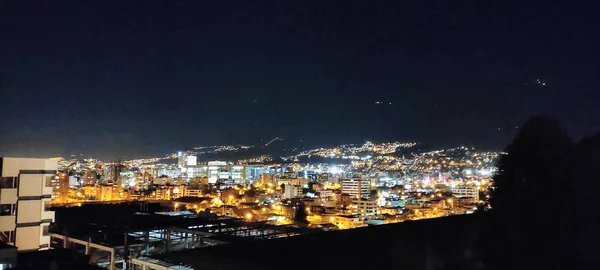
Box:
[485,115,574,270]
[564,134,600,269]
[294,202,308,224]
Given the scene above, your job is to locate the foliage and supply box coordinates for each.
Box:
[486,115,574,270]
[294,202,308,224]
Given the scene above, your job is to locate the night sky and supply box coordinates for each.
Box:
[1,1,599,159]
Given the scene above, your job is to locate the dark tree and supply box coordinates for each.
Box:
[294,202,308,224]
[564,134,600,269]
[486,115,573,270]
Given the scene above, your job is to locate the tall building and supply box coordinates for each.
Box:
[49,172,69,203]
[83,170,97,186]
[0,157,56,251]
[341,177,370,199]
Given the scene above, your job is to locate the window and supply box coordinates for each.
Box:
[42,225,49,236]
[0,204,14,216]
[0,177,16,188]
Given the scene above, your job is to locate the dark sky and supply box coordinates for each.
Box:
[1,0,599,159]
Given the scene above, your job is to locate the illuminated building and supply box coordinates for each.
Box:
[451,185,479,202]
[208,161,227,183]
[283,185,303,199]
[82,186,97,198]
[329,214,361,229]
[184,188,203,197]
[352,198,377,216]
[258,174,276,186]
[154,185,185,200]
[318,189,333,200]
[50,172,69,203]
[177,153,197,169]
[96,184,115,201]
[156,166,182,179]
[83,170,97,186]
[246,165,267,180]
[341,177,370,199]
[0,157,56,251]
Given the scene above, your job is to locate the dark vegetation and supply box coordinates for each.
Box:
[483,115,600,270]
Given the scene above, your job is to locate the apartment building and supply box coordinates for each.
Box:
[451,185,480,203]
[0,158,56,252]
[341,177,370,199]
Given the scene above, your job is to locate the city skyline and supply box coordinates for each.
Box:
[2,1,599,159]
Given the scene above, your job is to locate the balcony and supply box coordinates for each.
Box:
[0,215,15,231]
[41,211,54,223]
[0,188,17,204]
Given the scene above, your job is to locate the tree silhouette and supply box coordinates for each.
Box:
[486,115,574,270]
[294,202,308,224]
[564,134,600,269]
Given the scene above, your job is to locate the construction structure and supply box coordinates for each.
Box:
[49,203,316,269]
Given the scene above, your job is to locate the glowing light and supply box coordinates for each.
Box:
[245,213,253,220]
[328,166,343,174]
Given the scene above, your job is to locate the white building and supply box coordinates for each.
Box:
[283,185,303,199]
[451,185,479,202]
[341,177,370,199]
[352,198,378,216]
[0,157,56,251]
[177,153,197,169]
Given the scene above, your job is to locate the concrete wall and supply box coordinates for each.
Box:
[16,201,42,224]
[0,158,56,252]
[1,158,57,177]
[18,174,48,197]
[15,226,40,251]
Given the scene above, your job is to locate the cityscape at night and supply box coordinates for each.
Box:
[1,1,599,270]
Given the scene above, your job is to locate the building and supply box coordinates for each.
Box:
[156,166,182,179]
[318,189,333,200]
[329,214,361,229]
[181,161,247,184]
[258,174,276,186]
[451,185,479,202]
[49,172,69,204]
[0,157,56,251]
[341,177,370,199]
[184,188,203,197]
[96,184,115,201]
[82,170,96,186]
[177,153,197,169]
[352,198,378,216]
[283,185,303,199]
[208,161,227,183]
[153,185,185,200]
[246,166,267,181]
